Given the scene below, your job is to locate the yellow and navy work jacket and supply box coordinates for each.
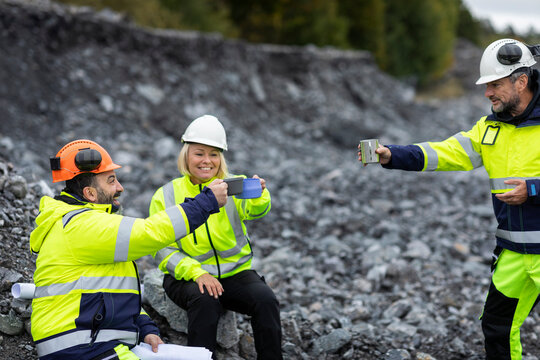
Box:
[384,90,540,254]
[149,175,271,281]
[30,190,218,359]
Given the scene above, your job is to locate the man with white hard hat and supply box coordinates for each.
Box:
[358,39,540,359]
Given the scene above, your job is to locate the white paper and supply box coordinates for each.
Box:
[131,343,213,360]
[11,283,35,299]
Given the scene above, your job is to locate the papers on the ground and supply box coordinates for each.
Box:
[131,343,213,360]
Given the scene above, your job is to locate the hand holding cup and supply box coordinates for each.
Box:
[207,179,228,207]
[357,139,391,165]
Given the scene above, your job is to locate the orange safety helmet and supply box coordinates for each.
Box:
[50,139,121,183]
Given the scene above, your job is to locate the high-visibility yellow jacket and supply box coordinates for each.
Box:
[30,190,219,359]
[385,91,540,254]
[149,175,271,281]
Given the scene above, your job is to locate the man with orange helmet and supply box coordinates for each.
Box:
[30,139,228,360]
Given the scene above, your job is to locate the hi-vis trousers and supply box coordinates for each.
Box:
[481,248,540,360]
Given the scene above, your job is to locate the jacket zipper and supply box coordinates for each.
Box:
[199,184,221,279]
[133,261,141,344]
[89,301,104,346]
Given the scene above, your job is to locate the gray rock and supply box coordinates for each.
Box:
[385,349,411,360]
[312,328,352,354]
[415,353,437,360]
[136,84,165,105]
[5,175,27,199]
[386,321,417,337]
[384,299,412,320]
[404,240,432,259]
[0,310,24,336]
[0,268,23,292]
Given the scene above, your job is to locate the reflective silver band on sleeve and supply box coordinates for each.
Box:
[453,133,483,168]
[34,276,139,298]
[115,217,136,262]
[155,247,189,276]
[36,329,137,357]
[417,142,438,171]
[165,252,189,275]
[165,206,187,240]
[155,247,178,264]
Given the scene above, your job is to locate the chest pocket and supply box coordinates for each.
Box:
[481,125,500,145]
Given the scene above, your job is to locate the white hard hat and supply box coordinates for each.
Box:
[181,115,228,151]
[476,38,537,85]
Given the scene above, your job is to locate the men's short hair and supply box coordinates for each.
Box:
[510,67,535,91]
[63,173,97,199]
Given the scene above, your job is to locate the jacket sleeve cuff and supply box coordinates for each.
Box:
[137,313,160,342]
[526,179,540,204]
[179,187,220,232]
[381,144,425,171]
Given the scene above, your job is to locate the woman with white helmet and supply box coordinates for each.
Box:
[149,115,282,359]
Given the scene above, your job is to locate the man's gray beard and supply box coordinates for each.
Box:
[493,92,520,114]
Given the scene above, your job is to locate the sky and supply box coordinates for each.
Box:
[461,0,540,35]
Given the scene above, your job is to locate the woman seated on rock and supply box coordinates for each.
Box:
[149,115,283,360]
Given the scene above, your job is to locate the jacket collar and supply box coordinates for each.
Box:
[182,176,218,190]
[30,193,113,253]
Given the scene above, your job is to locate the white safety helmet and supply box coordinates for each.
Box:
[181,115,228,151]
[476,38,537,85]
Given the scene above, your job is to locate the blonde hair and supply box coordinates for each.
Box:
[177,143,229,179]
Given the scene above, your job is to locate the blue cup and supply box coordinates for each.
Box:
[237,178,262,199]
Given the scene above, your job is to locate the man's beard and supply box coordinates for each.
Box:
[96,188,122,213]
[492,92,520,114]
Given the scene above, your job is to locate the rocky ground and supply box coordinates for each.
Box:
[1,0,540,359]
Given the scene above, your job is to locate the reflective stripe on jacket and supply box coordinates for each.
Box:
[385,105,540,254]
[29,190,217,359]
[149,175,271,280]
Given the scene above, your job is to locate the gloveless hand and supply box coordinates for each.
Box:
[357,144,391,165]
[195,273,224,299]
[207,179,228,207]
[495,179,528,205]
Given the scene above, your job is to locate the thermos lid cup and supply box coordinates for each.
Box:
[223,177,243,196]
[360,139,380,164]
